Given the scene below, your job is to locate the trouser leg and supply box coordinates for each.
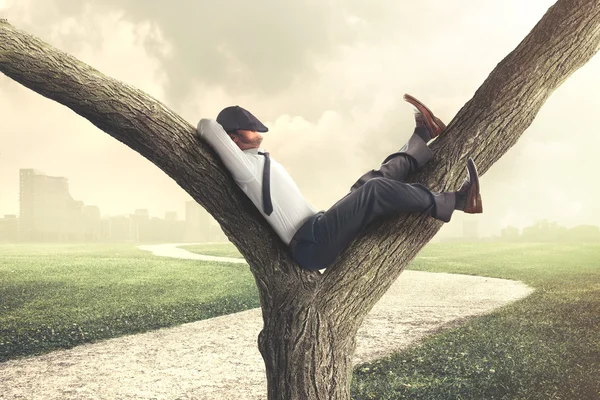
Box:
[350,133,434,192]
[291,177,455,270]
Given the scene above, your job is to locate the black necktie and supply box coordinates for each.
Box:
[258,151,273,215]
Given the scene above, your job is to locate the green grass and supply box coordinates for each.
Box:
[1,242,599,399]
[350,243,600,400]
[0,243,259,362]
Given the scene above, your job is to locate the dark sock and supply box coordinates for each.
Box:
[454,191,466,210]
[414,126,431,143]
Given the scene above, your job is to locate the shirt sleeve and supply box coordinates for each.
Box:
[197,118,255,183]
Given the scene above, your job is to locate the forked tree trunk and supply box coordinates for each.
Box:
[1,0,599,398]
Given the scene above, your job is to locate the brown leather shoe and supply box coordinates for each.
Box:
[403,94,447,139]
[458,158,483,214]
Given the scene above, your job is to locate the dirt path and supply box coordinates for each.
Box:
[0,244,533,400]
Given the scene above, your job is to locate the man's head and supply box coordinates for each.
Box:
[226,129,264,150]
[217,105,268,150]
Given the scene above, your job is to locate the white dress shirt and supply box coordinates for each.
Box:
[197,119,318,245]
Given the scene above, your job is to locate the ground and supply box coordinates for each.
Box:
[0,244,532,400]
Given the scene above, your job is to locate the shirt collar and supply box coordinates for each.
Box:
[243,148,264,155]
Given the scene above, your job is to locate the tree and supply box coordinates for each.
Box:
[500,225,521,242]
[567,225,600,242]
[1,0,600,398]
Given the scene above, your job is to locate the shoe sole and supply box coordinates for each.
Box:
[466,158,483,213]
[403,94,447,138]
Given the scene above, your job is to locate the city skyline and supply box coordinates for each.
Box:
[2,166,598,243]
[0,165,189,220]
[0,167,227,242]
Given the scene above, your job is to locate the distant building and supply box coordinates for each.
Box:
[100,217,112,241]
[83,206,102,241]
[522,219,566,242]
[131,208,150,242]
[500,226,520,241]
[108,215,135,242]
[134,209,149,218]
[164,212,185,242]
[5,168,217,243]
[19,168,86,241]
[165,211,177,222]
[0,214,18,242]
[566,225,600,242]
[184,201,211,242]
[183,201,229,243]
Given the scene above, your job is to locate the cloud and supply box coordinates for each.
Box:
[10,0,555,108]
[44,0,346,106]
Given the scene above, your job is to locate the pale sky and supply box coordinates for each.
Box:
[1,0,600,239]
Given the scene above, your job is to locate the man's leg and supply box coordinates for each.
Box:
[290,95,469,270]
[349,133,434,192]
[291,158,483,271]
[349,94,444,192]
[293,176,453,270]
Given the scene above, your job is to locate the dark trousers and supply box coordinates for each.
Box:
[290,133,456,271]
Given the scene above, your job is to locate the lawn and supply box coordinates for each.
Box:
[351,242,600,400]
[1,241,598,399]
[0,242,259,362]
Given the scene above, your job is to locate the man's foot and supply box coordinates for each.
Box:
[454,158,483,214]
[403,94,447,141]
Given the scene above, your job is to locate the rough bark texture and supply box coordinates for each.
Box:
[1,0,599,398]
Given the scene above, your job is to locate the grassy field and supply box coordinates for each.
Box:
[351,243,600,400]
[1,242,599,399]
[0,243,259,362]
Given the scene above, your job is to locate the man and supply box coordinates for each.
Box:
[197,95,482,271]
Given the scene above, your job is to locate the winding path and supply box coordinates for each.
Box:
[0,243,533,400]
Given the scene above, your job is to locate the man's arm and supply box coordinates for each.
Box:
[197,118,254,183]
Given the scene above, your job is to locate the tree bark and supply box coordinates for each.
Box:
[259,302,359,399]
[1,0,599,398]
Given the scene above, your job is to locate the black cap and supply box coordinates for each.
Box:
[216,105,269,133]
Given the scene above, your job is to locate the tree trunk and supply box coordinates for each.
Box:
[1,0,599,398]
[259,304,359,399]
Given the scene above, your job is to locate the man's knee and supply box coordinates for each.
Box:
[361,177,390,192]
[356,178,395,202]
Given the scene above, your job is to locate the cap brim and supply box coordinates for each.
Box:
[255,122,268,133]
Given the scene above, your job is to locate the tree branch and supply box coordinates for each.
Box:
[0,18,320,312]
